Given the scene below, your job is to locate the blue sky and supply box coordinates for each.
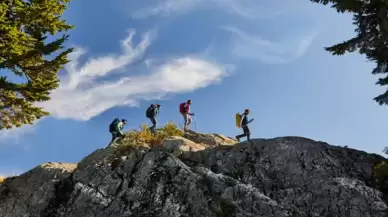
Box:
[1,0,387,176]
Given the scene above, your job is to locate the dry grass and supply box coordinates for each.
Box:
[0,176,5,184]
[114,121,184,157]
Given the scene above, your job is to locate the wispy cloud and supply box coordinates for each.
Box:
[131,0,280,19]
[221,26,319,64]
[132,0,200,19]
[0,29,229,144]
[0,123,35,145]
[35,29,229,121]
[212,0,282,19]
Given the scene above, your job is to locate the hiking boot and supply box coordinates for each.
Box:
[235,136,240,142]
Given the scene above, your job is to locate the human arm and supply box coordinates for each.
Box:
[185,105,195,115]
[115,122,124,135]
[248,118,254,124]
[240,114,245,127]
[154,108,159,116]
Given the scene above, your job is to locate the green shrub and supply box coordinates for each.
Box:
[373,161,388,192]
[114,121,184,157]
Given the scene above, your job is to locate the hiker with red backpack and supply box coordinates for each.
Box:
[179,100,194,132]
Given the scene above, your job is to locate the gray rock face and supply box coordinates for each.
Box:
[0,162,77,217]
[0,135,387,217]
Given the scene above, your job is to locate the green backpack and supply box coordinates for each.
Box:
[109,118,120,132]
[146,106,154,118]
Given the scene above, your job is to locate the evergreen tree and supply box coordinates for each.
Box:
[0,0,74,129]
[310,0,388,105]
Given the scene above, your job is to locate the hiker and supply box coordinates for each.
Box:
[236,109,254,142]
[146,104,161,132]
[108,118,127,146]
[179,100,194,132]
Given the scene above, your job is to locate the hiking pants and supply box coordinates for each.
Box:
[109,131,124,146]
[181,113,192,131]
[149,116,157,132]
[236,125,250,141]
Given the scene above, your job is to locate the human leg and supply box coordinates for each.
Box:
[108,132,118,146]
[187,115,192,127]
[182,113,189,132]
[243,125,251,140]
[236,125,250,142]
[149,117,157,132]
[116,134,125,143]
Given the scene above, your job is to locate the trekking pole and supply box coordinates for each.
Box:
[192,116,197,131]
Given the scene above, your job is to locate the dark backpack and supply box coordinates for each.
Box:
[109,118,120,132]
[146,107,154,118]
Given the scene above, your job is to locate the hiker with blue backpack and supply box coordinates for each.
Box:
[146,104,161,133]
[108,118,127,146]
[235,109,254,142]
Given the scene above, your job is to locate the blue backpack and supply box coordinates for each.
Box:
[109,118,120,132]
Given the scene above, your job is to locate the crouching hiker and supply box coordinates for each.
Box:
[146,104,161,133]
[235,109,254,142]
[108,118,127,146]
[179,100,195,132]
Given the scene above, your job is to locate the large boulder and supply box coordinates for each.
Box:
[0,162,77,217]
[0,135,386,217]
[182,131,237,147]
[161,136,206,157]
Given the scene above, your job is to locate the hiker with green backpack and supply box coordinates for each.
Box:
[146,104,161,133]
[108,118,127,146]
[235,109,254,142]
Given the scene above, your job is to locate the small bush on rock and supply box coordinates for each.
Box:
[373,161,388,193]
[114,121,183,156]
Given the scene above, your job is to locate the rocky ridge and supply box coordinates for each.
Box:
[0,131,387,217]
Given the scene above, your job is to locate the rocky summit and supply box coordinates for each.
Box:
[0,131,387,217]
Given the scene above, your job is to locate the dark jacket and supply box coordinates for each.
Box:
[240,113,249,126]
[147,106,159,118]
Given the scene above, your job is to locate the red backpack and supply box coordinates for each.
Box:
[179,103,186,113]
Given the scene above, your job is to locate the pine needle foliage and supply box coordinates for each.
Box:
[310,0,388,105]
[0,0,74,129]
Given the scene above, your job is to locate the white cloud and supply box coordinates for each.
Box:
[60,29,155,90]
[212,0,281,19]
[36,29,229,121]
[0,29,229,144]
[132,0,200,19]
[221,26,319,64]
[131,0,279,19]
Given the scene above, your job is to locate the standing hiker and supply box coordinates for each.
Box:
[235,109,254,142]
[179,100,194,132]
[146,104,161,132]
[108,118,127,146]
